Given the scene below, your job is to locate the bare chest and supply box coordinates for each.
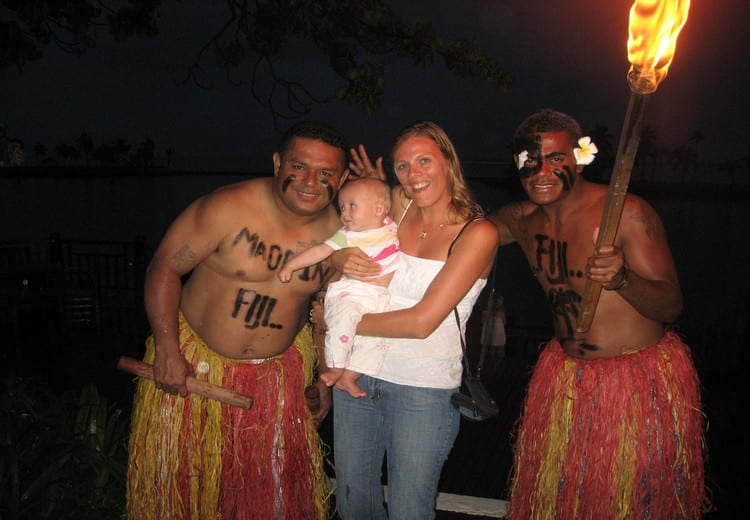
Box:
[519,228,592,292]
[209,226,332,286]
[221,227,296,279]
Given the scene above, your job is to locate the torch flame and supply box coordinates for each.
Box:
[627,0,690,94]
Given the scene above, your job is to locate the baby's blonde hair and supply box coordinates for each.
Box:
[341,177,392,214]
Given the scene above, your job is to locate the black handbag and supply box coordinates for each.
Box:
[446,218,499,421]
[450,307,499,421]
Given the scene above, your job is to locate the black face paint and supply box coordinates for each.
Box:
[282,174,296,193]
[320,178,334,201]
[516,138,542,180]
[283,173,336,201]
[519,159,541,179]
[553,165,575,191]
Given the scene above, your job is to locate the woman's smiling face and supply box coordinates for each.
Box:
[392,135,450,205]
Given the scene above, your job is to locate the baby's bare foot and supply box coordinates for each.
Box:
[320,368,343,387]
[335,370,366,398]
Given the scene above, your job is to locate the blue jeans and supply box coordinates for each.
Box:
[333,375,460,520]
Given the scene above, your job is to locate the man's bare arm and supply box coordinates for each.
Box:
[489,204,523,247]
[145,195,226,395]
[590,197,682,323]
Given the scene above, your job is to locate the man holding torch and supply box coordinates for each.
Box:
[490,108,706,519]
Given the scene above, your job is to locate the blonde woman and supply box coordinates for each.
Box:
[325,121,498,519]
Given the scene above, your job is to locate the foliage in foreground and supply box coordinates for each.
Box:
[0,377,128,519]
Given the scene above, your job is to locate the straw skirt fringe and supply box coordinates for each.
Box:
[126,317,328,519]
[507,330,706,520]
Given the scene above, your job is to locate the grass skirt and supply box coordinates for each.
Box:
[126,316,328,519]
[507,331,706,519]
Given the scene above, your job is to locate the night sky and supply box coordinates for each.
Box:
[3,0,749,173]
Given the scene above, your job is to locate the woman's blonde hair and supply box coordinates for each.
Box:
[391,121,483,221]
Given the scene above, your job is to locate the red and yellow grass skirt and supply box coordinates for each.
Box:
[507,330,706,519]
[126,316,328,519]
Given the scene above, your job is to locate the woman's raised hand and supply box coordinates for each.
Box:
[350,144,386,181]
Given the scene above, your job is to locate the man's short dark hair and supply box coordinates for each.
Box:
[512,108,583,154]
[278,121,349,160]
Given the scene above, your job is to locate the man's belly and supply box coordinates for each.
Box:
[180,293,309,360]
[562,322,666,359]
[183,307,305,359]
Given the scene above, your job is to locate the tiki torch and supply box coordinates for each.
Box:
[576,0,691,333]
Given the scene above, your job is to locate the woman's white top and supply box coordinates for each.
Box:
[376,252,486,389]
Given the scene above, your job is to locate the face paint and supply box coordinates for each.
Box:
[553,165,575,191]
[516,138,541,179]
[320,178,335,201]
[518,148,542,179]
[282,172,336,201]
[519,157,541,179]
[281,174,296,193]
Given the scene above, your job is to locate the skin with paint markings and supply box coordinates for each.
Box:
[491,129,681,359]
[144,135,347,398]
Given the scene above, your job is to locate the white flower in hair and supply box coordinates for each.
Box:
[573,136,598,165]
[515,150,529,170]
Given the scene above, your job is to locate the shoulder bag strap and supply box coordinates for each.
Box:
[447,217,482,380]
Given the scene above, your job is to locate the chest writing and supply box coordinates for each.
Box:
[532,233,588,341]
[533,233,584,285]
[232,289,283,330]
[232,227,295,271]
[231,227,335,284]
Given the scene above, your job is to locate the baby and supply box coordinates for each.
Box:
[279,177,399,397]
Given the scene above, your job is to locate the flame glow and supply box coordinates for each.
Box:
[626,0,690,93]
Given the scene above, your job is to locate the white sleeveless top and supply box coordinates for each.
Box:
[375,200,487,389]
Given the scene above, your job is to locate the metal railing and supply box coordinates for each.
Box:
[1,234,152,343]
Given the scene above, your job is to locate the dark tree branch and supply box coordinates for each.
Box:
[2,0,514,121]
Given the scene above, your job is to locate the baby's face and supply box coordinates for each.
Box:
[338,185,382,232]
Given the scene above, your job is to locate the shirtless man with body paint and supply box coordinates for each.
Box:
[489,108,706,519]
[491,109,682,358]
[147,123,346,380]
[126,121,348,519]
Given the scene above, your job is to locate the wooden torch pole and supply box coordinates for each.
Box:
[576,91,651,333]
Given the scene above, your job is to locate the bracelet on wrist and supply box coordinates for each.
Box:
[612,268,628,291]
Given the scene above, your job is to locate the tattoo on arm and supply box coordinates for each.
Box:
[172,245,196,268]
[628,202,661,239]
